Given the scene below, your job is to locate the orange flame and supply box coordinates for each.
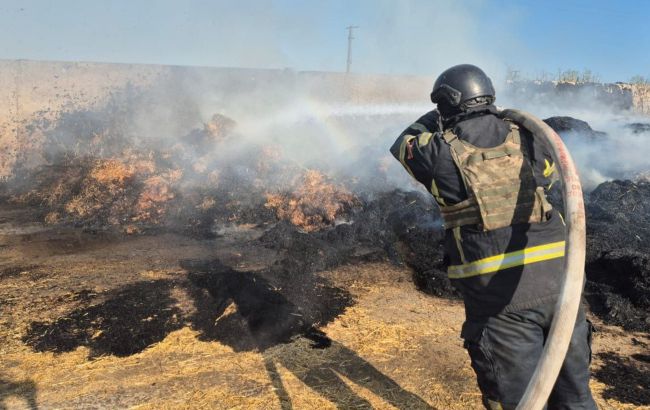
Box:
[265,170,360,232]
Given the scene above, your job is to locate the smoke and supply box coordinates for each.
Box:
[13,63,650,206]
[2,0,530,202]
[500,84,650,191]
[85,68,433,194]
[124,68,650,196]
[558,118,650,191]
[3,1,648,207]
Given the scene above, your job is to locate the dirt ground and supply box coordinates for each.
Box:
[0,204,648,410]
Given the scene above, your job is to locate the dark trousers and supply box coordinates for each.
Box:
[462,303,597,410]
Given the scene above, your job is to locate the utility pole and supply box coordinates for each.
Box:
[346,25,358,74]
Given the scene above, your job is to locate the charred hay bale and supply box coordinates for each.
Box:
[585,281,650,332]
[625,122,650,135]
[258,189,453,298]
[260,219,385,279]
[585,180,650,331]
[543,116,607,139]
[262,222,348,273]
[62,159,139,226]
[383,191,454,297]
[586,180,650,256]
[63,159,181,229]
[587,250,650,310]
[173,162,289,238]
[265,188,454,297]
[260,190,399,255]
[132,170,183,224]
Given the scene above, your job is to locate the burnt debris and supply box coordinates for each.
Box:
[625,122,650,135]
[23,280,185,357]
[22,256,354,357]
[543,116,607,139]
[585,180,650,331]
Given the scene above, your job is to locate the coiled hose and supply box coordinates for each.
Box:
[499,109,587,410]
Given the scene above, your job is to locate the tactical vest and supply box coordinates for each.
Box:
[437,122,553,231]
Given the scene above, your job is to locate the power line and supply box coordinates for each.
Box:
[346,25,358,74]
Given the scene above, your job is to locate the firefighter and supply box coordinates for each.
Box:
[390,64,597,409]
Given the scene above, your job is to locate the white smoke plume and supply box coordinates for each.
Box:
[4,1,648,198]
[501,87,650,191]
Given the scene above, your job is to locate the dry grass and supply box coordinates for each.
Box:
[0,262,477,409]
[1,250,647,409]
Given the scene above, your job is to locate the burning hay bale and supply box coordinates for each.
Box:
[264,170,361,232]
[11,155,183,232]
[62,158,139,223]
[5,106,246,234]
[133,170,183,223]
[181,113,237,152]
[204,113,236,140]
[10,159,94,211]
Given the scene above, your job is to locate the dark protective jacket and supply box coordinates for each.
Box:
[390,105,566,322]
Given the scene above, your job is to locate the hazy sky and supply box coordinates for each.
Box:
[0,0,647,82]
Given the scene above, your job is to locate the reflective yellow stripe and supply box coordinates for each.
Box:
[409,122,429,134]
[417,132,433,147]
[398,135,417,178]
[448,241,566,279]
[486,399,504,410]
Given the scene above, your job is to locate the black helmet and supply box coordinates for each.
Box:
[430,64,495,109]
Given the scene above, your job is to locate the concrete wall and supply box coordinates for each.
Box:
[0,60,165,177]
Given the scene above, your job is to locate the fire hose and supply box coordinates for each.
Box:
[498,109,587,410]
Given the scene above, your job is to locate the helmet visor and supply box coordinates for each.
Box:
[430,84,462,106]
